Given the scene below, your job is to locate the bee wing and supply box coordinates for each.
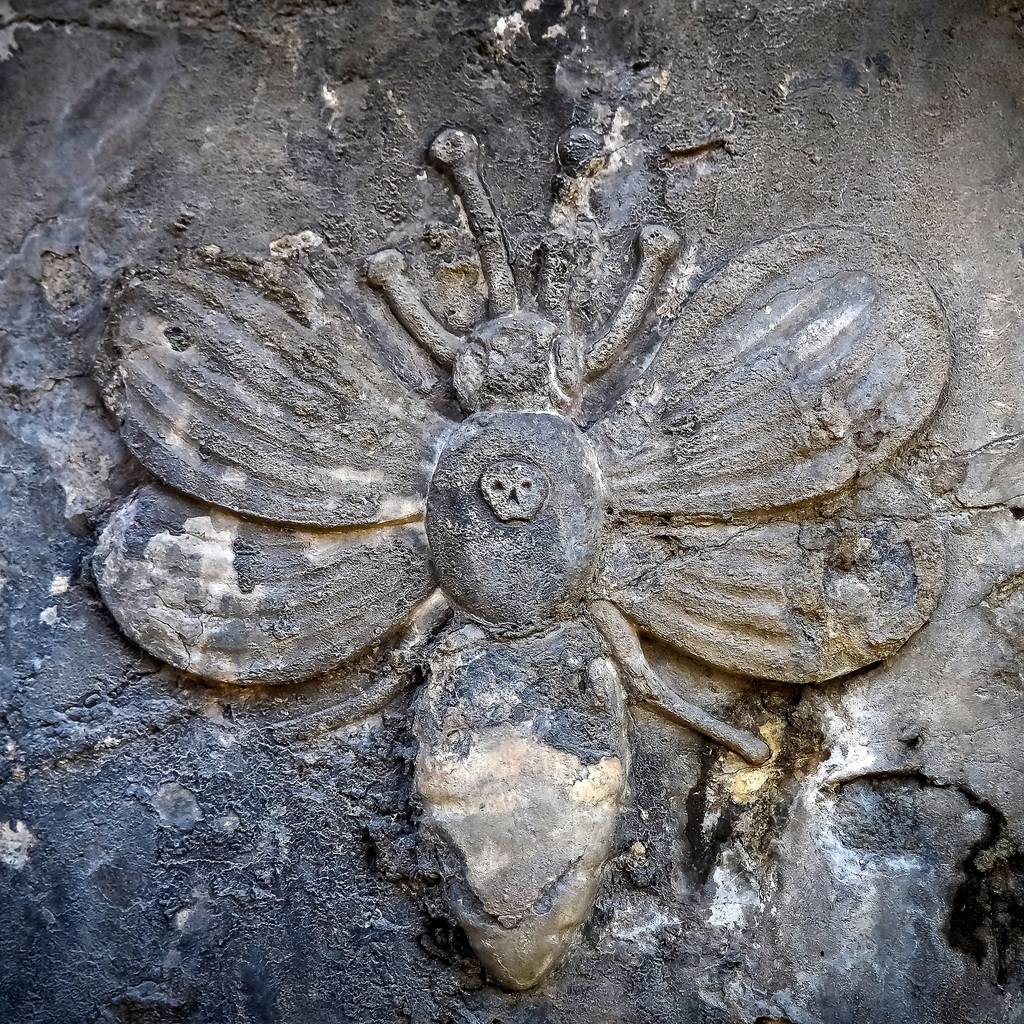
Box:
[590,228,950,517]
[596,516,944,683]
[97,252,449,528]
[94,485,437,685]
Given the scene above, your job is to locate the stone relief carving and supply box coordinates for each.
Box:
[92,126,951,990]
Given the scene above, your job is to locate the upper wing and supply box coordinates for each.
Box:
[590,228,950,518]
[94,484,437,685]
[97,251,449,527]
[596,516,944,683]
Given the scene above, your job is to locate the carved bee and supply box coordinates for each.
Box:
[94,126,949,990]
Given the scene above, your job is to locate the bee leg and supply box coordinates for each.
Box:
[589,600,771,766]
[269,591,452,744]
[365,249,461,367]
[387,589,453,672]
[584,225,682,380]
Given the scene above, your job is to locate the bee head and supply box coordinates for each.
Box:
[453,311,583,414]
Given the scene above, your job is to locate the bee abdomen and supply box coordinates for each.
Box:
[413,623,628,990]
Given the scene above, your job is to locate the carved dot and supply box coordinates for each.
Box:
[164,325,191,352]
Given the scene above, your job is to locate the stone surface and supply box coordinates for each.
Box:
[98,251,448,527]
[426,411,603,631]
[78,120,948,988]
[2,0,1024,1021]
[597,514,945,683]
[591,227,950,516]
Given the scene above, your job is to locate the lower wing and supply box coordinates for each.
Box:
[94,484,437,685]
[596,515,944,684]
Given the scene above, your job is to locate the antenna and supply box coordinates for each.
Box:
[585,224,681,380]
[429,128,518,318]
[366,249,460,367]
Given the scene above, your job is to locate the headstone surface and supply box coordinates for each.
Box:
[2,2,1023,1021]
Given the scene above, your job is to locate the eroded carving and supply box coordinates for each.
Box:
[479,457,549,523]
[93,126,951,991]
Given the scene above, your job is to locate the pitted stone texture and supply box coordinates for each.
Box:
[3,1,1024,1022]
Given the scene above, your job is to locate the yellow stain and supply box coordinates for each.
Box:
[725,719,783,804]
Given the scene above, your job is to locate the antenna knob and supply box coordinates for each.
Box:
[365,249,407,288]
[430,128,480,169]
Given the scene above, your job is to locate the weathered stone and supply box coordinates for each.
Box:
[94,484,436,684]
[591,227,950,518]
[598,515,945,683]
[426,411,603,632]
[78,118,951,992]
[3,1,1024,1020]
[98,252,448,527]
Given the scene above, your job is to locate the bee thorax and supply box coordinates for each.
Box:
[425,411,603,630]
